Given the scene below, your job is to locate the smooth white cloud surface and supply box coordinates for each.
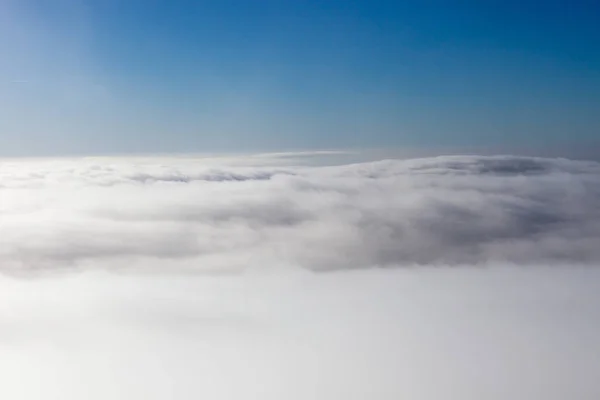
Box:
[1,267,600,400]
[1,153,600,399]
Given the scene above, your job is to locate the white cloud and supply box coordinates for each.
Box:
[1,267,600,399]
[2,153,600,399]
[0,153,599,272]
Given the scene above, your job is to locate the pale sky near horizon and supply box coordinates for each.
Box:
[1,0,599,157]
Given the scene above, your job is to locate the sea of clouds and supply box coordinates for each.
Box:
[2,152,600,272]
[1,152,600,399]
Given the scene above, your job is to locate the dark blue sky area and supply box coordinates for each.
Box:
[1,0,599,155]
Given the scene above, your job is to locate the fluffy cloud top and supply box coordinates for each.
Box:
[1,153,599,272]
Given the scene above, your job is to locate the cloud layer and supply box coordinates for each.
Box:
[2,153,600,399]
[1,153,599,272]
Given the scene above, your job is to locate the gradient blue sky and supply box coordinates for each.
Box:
[1,0,599,156]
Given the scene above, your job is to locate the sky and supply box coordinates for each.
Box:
[3,3,600,394]
[1,0,599,156]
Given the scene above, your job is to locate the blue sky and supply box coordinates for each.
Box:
[0,0,599,156]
